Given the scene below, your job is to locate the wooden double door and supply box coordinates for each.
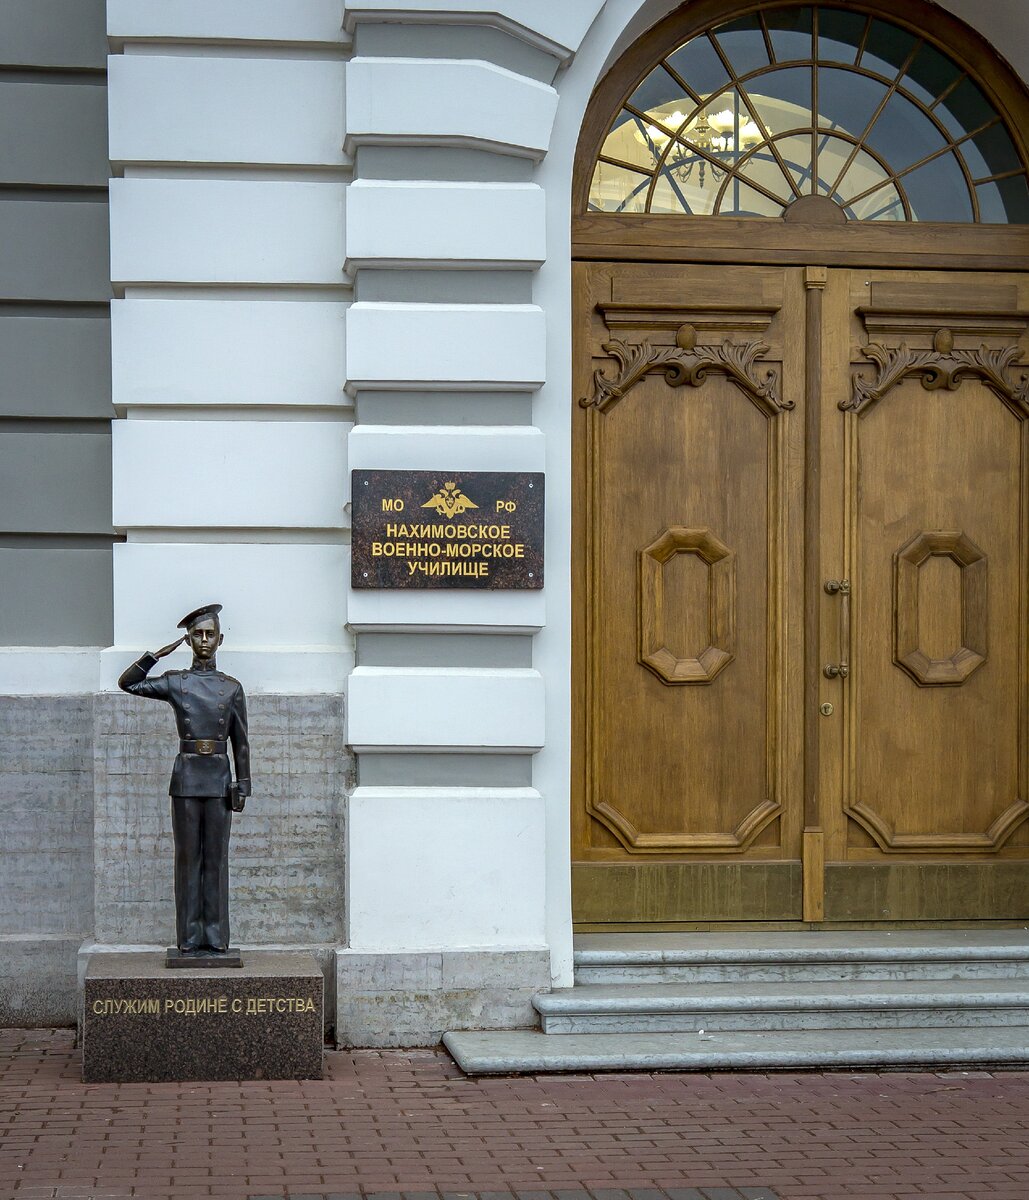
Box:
[573,261,1029,926]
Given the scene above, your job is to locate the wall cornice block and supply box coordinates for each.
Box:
[347,787,546,950]
[348,424,544,474]
[110,179,346,287]
[345,180,545,277]
[108,55,346,169]
[342,0,605,61]
[107,0,346,49]
[112,300,348,411]
[344,303,545,393]
[344,57,557,159]
[347,588,545,635]
[345,666,545,751]
[0,649,103,696]
[112,421,348,530]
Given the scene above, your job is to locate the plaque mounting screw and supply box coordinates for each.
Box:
[362,572,368,578]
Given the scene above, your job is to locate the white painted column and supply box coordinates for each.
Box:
[339,1,602,980]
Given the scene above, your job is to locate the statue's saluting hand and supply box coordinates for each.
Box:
[153,635,186,659]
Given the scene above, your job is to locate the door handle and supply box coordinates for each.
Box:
[823,578,850,680]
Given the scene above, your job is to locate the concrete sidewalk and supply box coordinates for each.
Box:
[0,1030,1026,1200]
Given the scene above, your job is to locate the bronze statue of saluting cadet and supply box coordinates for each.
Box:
[119,604,250,964]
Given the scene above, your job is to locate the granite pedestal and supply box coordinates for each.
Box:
[81,951,323,1082]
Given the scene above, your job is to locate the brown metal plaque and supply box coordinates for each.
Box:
[352,470,544,589]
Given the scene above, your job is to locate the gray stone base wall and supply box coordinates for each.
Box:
[3,693,554,1045]
[93,693,351,946]
[0,692,353,1027]
[335,949,551,1047]
[0,936,84,1027]
[0,696,95,1026]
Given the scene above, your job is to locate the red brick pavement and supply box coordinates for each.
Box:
[0,1029,1027,1200]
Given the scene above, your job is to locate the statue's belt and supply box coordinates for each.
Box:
[179,739,228,755]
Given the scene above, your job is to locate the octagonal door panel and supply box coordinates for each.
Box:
[572,262,806,924]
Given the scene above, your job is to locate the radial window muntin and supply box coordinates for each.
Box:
[588,3,1029,222]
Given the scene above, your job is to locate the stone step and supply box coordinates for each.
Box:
[443,1025,1029,1075]
[534,978,1029,1034]
[574,930,1029,985]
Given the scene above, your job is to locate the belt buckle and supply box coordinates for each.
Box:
[195,739,215,755]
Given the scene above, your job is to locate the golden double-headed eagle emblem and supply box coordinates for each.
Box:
[421,481,478,519]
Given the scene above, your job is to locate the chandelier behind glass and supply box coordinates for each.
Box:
[635,108,761,185]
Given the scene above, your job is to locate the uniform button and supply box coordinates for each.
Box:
[218,704,225,710]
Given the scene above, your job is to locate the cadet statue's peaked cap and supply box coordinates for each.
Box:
[177,603,223,631]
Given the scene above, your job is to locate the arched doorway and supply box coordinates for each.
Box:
[571,0,1029,928]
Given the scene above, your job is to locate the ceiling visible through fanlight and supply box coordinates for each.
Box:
[588,4,1029,222]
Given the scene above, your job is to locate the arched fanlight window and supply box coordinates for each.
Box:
[588,3,1029,222]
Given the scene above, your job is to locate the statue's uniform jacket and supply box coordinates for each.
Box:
[118,653,251,797]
